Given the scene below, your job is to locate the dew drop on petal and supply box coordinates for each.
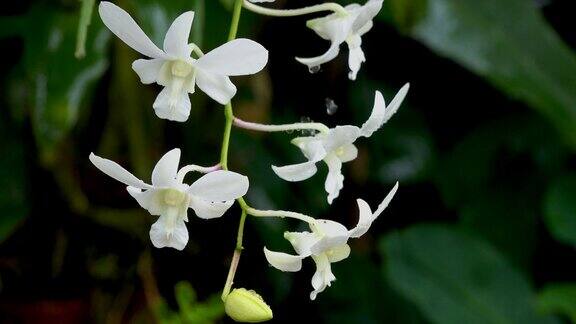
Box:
[325,98,338,115]
[308,65,321,74]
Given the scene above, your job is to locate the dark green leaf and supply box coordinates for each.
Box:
[322,254,425,324]
[544,174,576,246]
[537,283,576,323]
[383,0,576,148]
[4,5,110,154]
[380,224,559,324]
[460,189,537,271]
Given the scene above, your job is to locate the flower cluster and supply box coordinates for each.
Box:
[89,0,408,322]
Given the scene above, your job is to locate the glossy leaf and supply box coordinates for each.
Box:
[2,5,109,154]
[380,225,559,324]
[383,0,576,148]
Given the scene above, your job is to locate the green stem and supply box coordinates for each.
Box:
[221,0,246,301]
[243,0,348,17]
[233,116,330,133]
[228,0,244,41]
[219,104,234,170]
[236,209,248,250]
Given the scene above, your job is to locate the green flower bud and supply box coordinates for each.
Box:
[225,288,273,323]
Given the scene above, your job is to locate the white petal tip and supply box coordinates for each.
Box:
[263,247,303,272]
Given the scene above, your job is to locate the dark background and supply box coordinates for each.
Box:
[1,0,576,323]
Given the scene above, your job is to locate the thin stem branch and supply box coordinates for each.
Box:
[188,43,204,58]
[243,0,348,17]
[236,209,248,249]
[221,240,242,301]
[233,116,330,133]
[245,207,316,224]
[176,163,221,183]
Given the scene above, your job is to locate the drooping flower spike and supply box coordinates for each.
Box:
[89,149,249,250]
[264,182,398,300]
[99,1,268,122]
[272,83,409,204]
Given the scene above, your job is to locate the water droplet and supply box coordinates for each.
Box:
[325,98,338,115]
[308,65,321,74]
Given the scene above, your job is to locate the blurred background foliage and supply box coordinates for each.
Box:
[0,0,575,322]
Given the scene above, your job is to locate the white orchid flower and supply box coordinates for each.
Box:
[263,182,398,300]
[296,0,383,80]
[98,1,268,122]
[272,83,408,204]
[89,149,249,250]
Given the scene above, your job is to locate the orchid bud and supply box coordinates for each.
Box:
[224,288,273,323]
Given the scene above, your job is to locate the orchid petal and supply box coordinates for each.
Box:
[189,197,234,219]
[291,138,327,162]
[336,144,358,163]
[89,153,152,189]
[151,149,181,187]
[359,90,385,137]
[307,12,351,43]
[322,125,361,152]
[310,254,336,300]
[195,70,237,105]
[360,84,409,137]
[347,44,365,80]
[132,58,165,84]
[284,231,318,256]
[264,247,304,272]
[326,244,351,263]
[374,181,399,217]
[351,0,383,33]
[163,11,194,58]
[127,187,163,215]
[295,42,341,71]
[272,161,318,182]
[310,219,349,254]
[188,170,249,202]
[196,39,268,76]
[314,219,350,238]
[324,155,344,204]
[153,86,191,122]
[382,83,410,125]
[149,209,189,250]
[98,2,166,58]
[349,182,398,238]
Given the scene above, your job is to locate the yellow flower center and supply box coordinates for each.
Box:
[163,188,186,206]
[171,60,193,78]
